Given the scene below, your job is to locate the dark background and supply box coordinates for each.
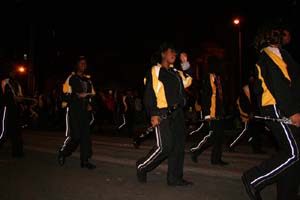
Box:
[1,1,300,94]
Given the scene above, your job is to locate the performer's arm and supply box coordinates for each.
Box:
[144,71,160,117]
[201,74,215,120]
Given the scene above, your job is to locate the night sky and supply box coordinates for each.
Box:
[1,1,300,93]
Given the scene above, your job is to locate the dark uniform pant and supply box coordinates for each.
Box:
[59,107,92,161]
[136,108,185,183]
[229,120,263,152]
[0,106,23,156]
[190,119,225,163]
[244,105,300,200]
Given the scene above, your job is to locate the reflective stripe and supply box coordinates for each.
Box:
[89,113,95,126]
[0,106,7,140]
[251,105,299,186]
[189,123,204,135]
[60,107,70,151]
[138,126,162,170]
[190,130,213,152]
[118,114,126,129]
[230,122,248,148]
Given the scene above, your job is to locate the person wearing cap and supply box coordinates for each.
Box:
[57,56,97,169]
[136,42,193,186]
[241,23,300,200]
[0,64,24,158]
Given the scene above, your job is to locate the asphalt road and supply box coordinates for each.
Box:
[0,130,277,200]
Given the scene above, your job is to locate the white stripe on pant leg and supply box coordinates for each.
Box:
[0,106,7,140]
[138,126,162,170]
[60,136,71,151]
[251,105,299,186]
[118,114,126,129]
[61,107,70,151]
[189,123,204,135]
[230,122,248,148]
[190,130,213,152]
[65,107,70,137]
[89,113,95,125]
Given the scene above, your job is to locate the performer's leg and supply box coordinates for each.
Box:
[211,120,226,164]
[136,118,172,182]
[167,109,185,184]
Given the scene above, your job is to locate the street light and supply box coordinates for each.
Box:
[17,66,26,73]
[233,17,242,87]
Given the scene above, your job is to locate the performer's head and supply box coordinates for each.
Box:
[282,29,291,46]
[180,52,188,63]
[254,22,283,51]
[160,42,177,65]
[151,42,176,67]
[75,56,87,73]
[207,55,223,75]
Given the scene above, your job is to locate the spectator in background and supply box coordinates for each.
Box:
[105,89,115,124]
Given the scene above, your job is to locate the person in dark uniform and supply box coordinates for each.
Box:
[136,42,193,186]
[228,81,264,154]
[241,23,300,200]
[117,89,136,138]
[190,55,228,166]
[58,56,96,169]
[0,65,24,158]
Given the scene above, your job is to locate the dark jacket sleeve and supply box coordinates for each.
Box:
[143,70,160,117]
[3,84,15,106]
[200,74,213,117]
[260,60,298,117]
[239,91,252,114]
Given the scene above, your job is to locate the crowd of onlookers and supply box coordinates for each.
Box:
[21,85,148,136]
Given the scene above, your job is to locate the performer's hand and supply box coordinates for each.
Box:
[77,93,89,98]
[204,115,214,121]
[151,116,161,127]
[290,113,300,127]
[87,105,92,111]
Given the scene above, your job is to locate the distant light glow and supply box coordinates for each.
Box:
[233,19,240,25]
[18,66,26,73]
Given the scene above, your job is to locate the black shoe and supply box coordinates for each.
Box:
[58,152,65,166]
[168,179,193,187]
[81,161,96,170]
[241,174,262,200]
[211,160,229,166]
[136,160,147,183]
[191,152,198,163]
[136,169,147,183]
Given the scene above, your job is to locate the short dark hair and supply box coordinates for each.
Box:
[159,42,177,54]
[150,42,177,65]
